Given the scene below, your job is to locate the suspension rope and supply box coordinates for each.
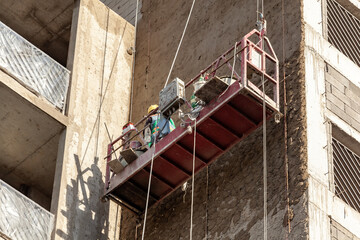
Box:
[141,114,171,239]
[256,0,264,21]
[164,0,196,87]
[282,0,291,236]
[141,138,156,240]
[205,166,209,239]
[257,0,268,239]
[190,119,197,240]
[129,0,140,122]
[257,0,264,20]
[145,0,151,90]
[261,42,268,240]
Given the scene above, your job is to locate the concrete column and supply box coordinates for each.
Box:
[51,0,134,239]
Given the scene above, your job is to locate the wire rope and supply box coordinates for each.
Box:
[190,119,197,240]
[257,0,268,239]
[281,0,291,237]
[164,0,196,87]
[129,0,140,121]
[141,134,156,240]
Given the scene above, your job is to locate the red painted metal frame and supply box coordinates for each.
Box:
[103,29,280,213]
[104,108,159,191]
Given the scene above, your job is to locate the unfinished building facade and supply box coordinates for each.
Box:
[0,0,360,239]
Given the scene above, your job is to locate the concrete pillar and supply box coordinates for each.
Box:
[51,0,134,238]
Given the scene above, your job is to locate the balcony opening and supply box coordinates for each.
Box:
[0,1,74,67]
[325,0,360,66]
[0,1,73,215]
[0,82,64,212]
[0,180,54,239]
[331,124,360,212]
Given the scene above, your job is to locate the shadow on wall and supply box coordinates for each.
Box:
[56,155,109,239]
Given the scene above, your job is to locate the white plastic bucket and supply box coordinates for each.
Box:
[194,79,206,92]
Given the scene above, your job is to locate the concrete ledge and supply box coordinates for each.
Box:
[305,24,360,89]
[309,176,360,239]
[0,69,68,126]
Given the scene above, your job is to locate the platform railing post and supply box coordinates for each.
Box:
[262,46,266,101]
[275,61,279,109]
[212,57,222,77]
[105,143,112,192]
[241,40,247,88]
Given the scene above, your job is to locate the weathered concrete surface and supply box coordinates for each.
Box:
[122,0,308,239]
[51,0,134,239]
[131,0,302,122]
[0,69,66,209]
[0,0,74,66]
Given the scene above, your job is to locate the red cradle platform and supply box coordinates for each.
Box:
[103,29,281,214]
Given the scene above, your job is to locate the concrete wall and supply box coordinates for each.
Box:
[51,0,134,239]
[325,64,360,131]
[122,0,308,239]
[303,0,360,238]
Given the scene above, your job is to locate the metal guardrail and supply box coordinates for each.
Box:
[332,137,360,212]
[327,0,360,66]
[0,21,70,110]
[0,180,54,240]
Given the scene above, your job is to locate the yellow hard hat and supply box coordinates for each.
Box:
[148,104,158,114]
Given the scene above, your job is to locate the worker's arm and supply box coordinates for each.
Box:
[145,117,152,126]
[143,116,153,136]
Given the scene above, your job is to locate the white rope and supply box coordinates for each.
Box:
[261,36,268,240]
[141,139,156,240]
[190,119,197,240]
[205,166,209,239]
[257,1,267,238]
[216,42,238,100]
[129,0,140,121]
[256,0,264,22]
[164,0,196,87]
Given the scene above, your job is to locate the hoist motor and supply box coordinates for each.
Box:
[159,78,185,117]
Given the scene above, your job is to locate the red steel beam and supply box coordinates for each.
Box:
[225,103,257,127]
[157,155,191,177]
[207,117,243,139]
[195,130,225,152]
[141,167,176,189]
[174,142,208,165]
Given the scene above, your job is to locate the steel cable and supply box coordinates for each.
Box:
[164,0,196,87]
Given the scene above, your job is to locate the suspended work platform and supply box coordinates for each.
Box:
[102,29,280,214]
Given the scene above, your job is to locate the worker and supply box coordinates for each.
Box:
[145,104,175,147]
